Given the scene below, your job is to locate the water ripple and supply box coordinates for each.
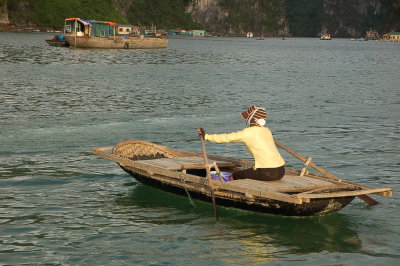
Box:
[0,32,399,265]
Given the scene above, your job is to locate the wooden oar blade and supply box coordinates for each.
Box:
[357,194,380,206]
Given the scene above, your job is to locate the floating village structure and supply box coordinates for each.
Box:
[320,33,332,40]
[382,32,400,41]
[62,18,168,49]
[350,29,400,42]
[167,29,205,37]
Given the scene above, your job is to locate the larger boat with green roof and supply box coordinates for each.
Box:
[63,18,168,49]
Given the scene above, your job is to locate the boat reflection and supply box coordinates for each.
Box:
[116,183,362,261]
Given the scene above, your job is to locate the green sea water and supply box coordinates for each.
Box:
[0,32,399,265]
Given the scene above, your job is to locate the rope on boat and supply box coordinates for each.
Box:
[180,173,196,208]
[211,162,224,182]
[300,157,312,177]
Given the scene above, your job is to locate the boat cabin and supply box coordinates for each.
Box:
[116,25,140,36]
[64,18,116,37]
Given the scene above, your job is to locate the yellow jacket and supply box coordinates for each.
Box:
[205,126,285,169]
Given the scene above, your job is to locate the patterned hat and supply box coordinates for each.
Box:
[241,105,267,126]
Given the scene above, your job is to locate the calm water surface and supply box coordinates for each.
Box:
[0,32,399,265]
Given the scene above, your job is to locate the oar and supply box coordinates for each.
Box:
[199,134,219,221]
[274,140,380,206]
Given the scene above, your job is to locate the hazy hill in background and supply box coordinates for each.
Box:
[0,0,399,37]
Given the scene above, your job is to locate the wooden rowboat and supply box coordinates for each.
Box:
[92,140,392,216]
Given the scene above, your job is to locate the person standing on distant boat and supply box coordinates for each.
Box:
[197,105,285,181]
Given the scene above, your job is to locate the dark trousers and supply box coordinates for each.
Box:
[233,165,285,181]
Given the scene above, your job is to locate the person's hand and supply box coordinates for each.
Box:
[197,128,205,140]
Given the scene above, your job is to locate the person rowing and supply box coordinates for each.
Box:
[197,105,285,181]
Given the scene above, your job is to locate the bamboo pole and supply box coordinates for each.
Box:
[199,135,219,221]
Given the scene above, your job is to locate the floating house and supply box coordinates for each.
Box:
[383,32,400,41]
[191,30,205,37]
[166,29,206,37]
[167,29,189,36]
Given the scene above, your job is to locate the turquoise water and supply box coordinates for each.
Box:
[0,32,399,265]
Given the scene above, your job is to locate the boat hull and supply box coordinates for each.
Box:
[122,166,355,216]
[64,35,168,49]
[45,40,69,47]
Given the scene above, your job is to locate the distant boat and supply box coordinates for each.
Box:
[256,35,265,40]
[320,34,332,40]
[246,32,253,38]
[351,38,365,41]
[45,34,69,47]
[365,28,379,41]
[63,18,168,49]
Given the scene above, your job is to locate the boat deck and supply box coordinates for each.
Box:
[229,175,335,192]
[135,157,340,191]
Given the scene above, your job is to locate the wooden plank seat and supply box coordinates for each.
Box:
[134,157,236,170]
[228,175,336,192]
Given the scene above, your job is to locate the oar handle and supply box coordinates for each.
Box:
[200,135,209,166]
